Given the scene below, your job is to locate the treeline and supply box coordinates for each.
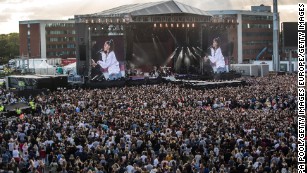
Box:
[0,33,19,64]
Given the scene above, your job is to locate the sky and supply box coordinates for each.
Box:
[0,0,302,34]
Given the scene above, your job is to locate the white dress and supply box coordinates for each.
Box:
[97,51,120,75]
[208,47,225,72]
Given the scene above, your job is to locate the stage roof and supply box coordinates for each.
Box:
[80,0,211,17]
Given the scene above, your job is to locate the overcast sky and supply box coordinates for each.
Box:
[0,0,301,34]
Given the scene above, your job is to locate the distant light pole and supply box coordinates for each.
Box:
[88,27,92,80]
[273,0,280,71]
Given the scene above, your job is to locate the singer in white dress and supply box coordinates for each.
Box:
[204,37,226,73]
[92,39,121,80]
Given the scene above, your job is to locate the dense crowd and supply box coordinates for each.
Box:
[0,74,300,173]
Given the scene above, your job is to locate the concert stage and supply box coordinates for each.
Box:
[179,80,246,89]
[174,71,241,81]
[162,72,246,89]
[84,71,242,89]
[85,77,163,88]
[6,75,68,90]
[4,70,242,91]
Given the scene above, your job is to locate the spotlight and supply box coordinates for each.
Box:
[182,24,185,27]
[187,24,190,27]
[165,23,168,27]
[88,27,91,30]
[160,23,163,27]
[171,23,174,27]
[154,23,157,27]
[176,24,179,27]
[192,23,195,27]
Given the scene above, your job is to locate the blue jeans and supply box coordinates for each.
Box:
[216,67,226,73]
[109,73,122,80]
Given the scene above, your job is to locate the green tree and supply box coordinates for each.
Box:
[0,33,19,64]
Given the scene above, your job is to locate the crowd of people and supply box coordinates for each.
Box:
[0,74,300,173]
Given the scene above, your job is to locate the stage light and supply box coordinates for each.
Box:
[154,23,157,27]
[102,27,104,30]
[94,28,97,30]
[165,24,168,27]
[160,23,163,27]
[88,27,91,30]
[182,24,185,27]
[98,19,101,23]
[192,23,195,27]
[171,23,174,27]
[187,24,190,27]
[91,19,94,23]
[176,24,179,27]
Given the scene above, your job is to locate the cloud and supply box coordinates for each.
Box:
[0,0,36,5]
[0,14,10,22]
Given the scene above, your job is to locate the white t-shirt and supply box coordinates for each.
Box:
[176,131,182,137]
[141,155,148,163]
[153,158,159,167]
[126,165,134,173]
[195,154,201,164]
[8,142,15,151]
[12,149,19,158]
[44,140,54,146]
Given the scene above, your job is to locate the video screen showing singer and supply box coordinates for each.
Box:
[92,39,121,80]
[204,37,226,73]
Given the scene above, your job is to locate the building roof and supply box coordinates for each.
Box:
[19,20,75,24]
[207,10,273,16]
[84,0,211,17]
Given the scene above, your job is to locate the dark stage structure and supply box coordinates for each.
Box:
[3,1,239,94]
[6,75,68,91]
[74,0,237,82]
